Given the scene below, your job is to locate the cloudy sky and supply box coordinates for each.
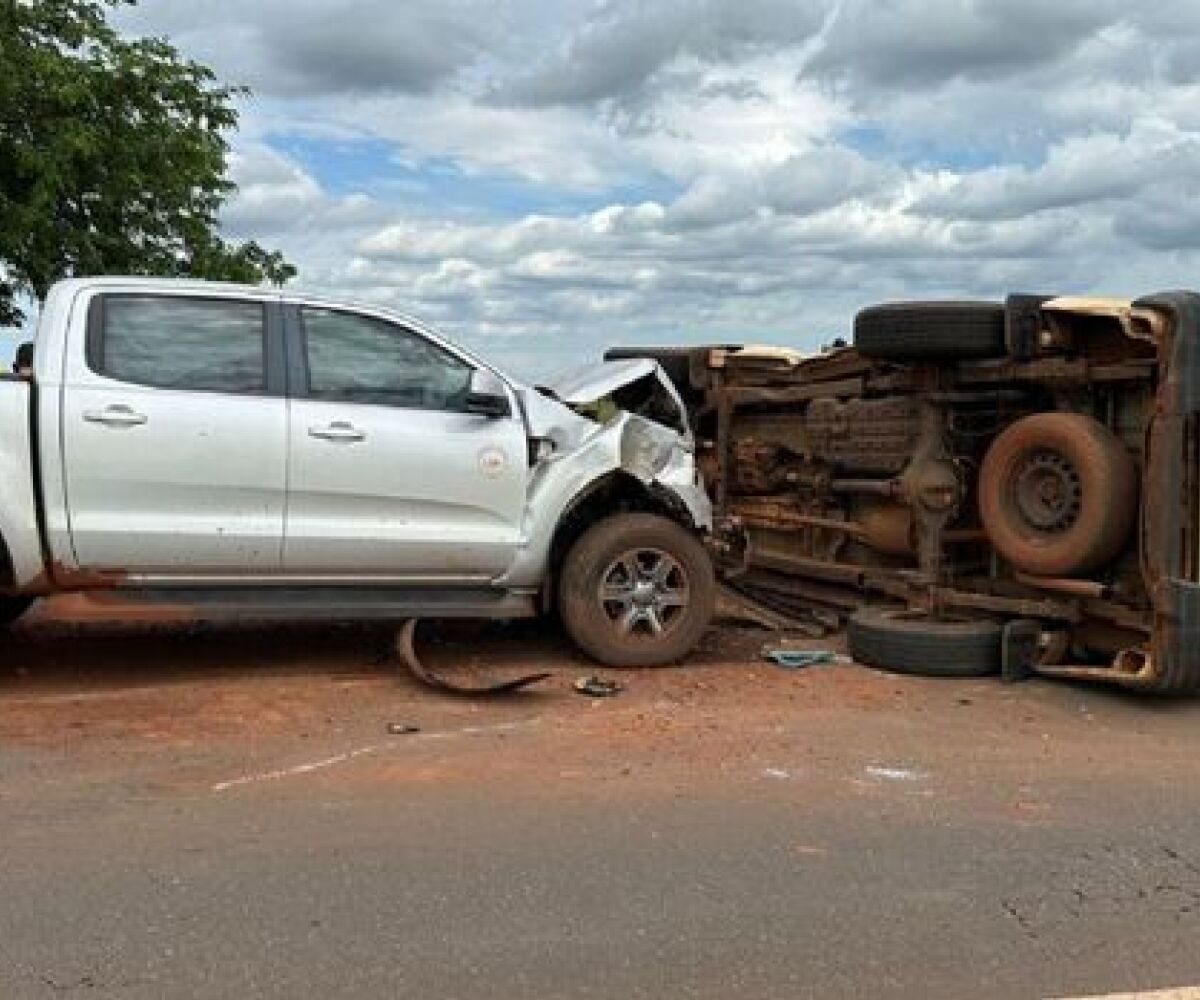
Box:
[105,0,1200,377]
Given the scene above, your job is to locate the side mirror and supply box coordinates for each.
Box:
[465,369,512,419]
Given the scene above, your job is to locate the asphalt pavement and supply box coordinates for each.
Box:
[2,609,1199,999]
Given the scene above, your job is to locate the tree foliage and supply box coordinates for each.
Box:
[0,0,295,324]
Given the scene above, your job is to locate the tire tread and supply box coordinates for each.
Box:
[854,301,1006,361]
[848,607,1001,677]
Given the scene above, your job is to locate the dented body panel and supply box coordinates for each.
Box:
[498,395,711,588]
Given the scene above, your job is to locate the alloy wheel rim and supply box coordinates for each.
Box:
[598,547,690,638]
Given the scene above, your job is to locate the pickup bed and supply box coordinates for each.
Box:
[0,278,715,667]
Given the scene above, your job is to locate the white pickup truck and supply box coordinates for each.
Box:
[0,278,715,666]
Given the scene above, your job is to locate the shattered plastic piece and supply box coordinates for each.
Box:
[864,765,926,782]
[573,675,623,697]
[386,723,421,735]
[763,648,836,669]
[396,620,551,697]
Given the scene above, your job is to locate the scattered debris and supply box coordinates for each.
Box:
[716,585,826,635]
[395,620,552,697]
[573,675,623,698]
[864,765,927,782]
[386,723,421,735]
[762,647,836,670]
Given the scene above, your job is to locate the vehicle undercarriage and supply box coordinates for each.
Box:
[613,293,1200,694]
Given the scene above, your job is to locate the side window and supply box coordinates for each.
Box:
[300,307,473,411]
[93,295,266,393]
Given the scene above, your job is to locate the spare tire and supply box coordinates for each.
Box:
[848,606,1001,677]
[854,301,1006,361]
[978,412,1137,577]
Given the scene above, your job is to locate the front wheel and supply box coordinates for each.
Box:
[559,514,715,667]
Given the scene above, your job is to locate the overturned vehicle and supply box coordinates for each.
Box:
[614,293,1200,693]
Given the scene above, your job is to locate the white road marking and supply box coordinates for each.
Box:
[864,764,927,782]
[211,719,540,792]
[1052,989,1200,999]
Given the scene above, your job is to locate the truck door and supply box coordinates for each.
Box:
[282,305,527,578]
[61,292,287,573]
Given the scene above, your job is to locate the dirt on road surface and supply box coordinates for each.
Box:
[2,598,1200,999]
[3,597,1194,803]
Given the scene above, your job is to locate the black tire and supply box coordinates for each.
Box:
[848,606,1002,677]
[0,596,33,627]
[854,301,1006,361]
[559,513,715,667]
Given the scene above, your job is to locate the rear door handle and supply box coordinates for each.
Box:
[83,404,147,427]
[308,421,365,442]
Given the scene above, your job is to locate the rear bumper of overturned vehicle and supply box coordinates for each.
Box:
[1140,291,1200,693]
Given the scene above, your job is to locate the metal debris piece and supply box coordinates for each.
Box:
[386,723,421,735]
[762,648,836,669]
[717,583,831,637]
[573,675,623,697]
[717,585,814,632]
[396,620,552,697]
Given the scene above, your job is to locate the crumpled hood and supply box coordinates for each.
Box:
[535,357,690,439]
[511,355,711,534]
[540,357,662,404]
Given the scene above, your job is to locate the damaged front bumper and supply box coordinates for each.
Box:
[495,358,712,589]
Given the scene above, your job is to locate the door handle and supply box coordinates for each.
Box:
[83,404,147,427]
[308,421,365,442]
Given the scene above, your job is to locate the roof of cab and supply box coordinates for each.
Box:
[53,276,274,296]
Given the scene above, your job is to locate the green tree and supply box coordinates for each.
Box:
[0,0,295,325]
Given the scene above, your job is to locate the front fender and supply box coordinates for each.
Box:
[496,413,711,588]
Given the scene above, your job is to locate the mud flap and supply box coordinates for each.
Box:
[395,620,552,697]
[1000,619,1040,683]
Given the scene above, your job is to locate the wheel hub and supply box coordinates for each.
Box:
[631,579,658,606]
[1013,450,1081,532]
[599,548,690,637]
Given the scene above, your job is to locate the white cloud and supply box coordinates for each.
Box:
[808,0,1123,88]
[911,122,1200,221]
[98,1,1200,376]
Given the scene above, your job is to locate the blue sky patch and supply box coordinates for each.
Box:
[840,123,1036,173]
[268,134,682,219]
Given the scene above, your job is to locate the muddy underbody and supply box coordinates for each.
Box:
[619,296,1199,693]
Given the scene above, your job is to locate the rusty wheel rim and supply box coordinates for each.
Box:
[1011,449,1082,533]
[598,548,690,639]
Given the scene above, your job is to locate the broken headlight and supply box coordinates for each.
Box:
[619,416,677,480]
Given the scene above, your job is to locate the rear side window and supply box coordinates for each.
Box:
[301,307,472,411]
[93,296,266,393]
